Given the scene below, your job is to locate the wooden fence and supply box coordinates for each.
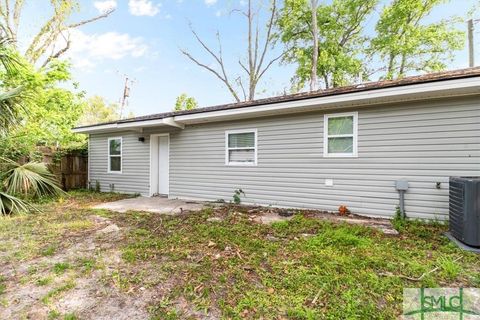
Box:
[52,154,88,191]
[19,147,88,191]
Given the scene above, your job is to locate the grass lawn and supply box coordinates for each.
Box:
[0,191,479,319]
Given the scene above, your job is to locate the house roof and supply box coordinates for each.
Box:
[74,67,480,132]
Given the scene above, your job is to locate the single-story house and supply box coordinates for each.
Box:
[73,67,480,220]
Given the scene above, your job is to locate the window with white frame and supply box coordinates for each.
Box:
[108,137,122,173]
[225,129,257,165]
[324,112,358,157]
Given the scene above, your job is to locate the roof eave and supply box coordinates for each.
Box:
[173,76,480,124]
[72,117,184,134]
[74,76,480,134]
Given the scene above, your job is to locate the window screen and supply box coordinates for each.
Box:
[226,131,256,165]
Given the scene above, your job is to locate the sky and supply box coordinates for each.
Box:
[18,0,480,117]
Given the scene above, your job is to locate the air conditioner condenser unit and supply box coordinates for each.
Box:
[449,177,480,247]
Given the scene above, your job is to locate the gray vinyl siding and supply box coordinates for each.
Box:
[89,131,150,195]
[169,96,480,219]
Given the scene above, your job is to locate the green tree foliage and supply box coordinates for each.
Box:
[371,0,465,79]
[0,55,86,159]
[0,39,64,215]
[78,96,129,126]
[277,0,465,88]
[277,0,378,90]
[174,93,198,111]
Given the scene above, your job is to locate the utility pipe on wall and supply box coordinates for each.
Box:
[395,179,409,218]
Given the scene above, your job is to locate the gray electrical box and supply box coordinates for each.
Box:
[395,179,409,191]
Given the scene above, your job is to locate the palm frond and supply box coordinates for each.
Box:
[0,86,24,131]
[0,28,20,74]
[0,191,34,215]
[0,29,25,133]
[1,159,65,198]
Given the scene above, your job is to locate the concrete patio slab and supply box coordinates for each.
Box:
[92,196,205,214]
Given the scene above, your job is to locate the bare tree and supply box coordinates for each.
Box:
[0,0,114,66]
[180,0,282,102]
[309,0,319,91]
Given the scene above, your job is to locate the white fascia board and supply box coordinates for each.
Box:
[72,123,119,134]
[163,117,185,129]
[173,77,480,124]
[72,117,183,134]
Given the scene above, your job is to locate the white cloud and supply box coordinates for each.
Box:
[56,29,148,70]
[128,0,160,16]
[205,0,217,6]
[94,0,117,13]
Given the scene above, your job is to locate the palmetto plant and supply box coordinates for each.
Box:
[0,33,24,133]
[0,33,64,215]
[0,158,64,215]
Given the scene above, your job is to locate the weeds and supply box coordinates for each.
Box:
[232,189,245,204]
[53,262,71,274]
[437,256,463,280]
[392,206,406,231]
[41,245,57,256]
[48,310,61,319]
[1,191,479,319]
[118,206,479,319]
[64,313,78,320]
[37,277,53,286]
[42,281,76,304]
[0,276,6,295]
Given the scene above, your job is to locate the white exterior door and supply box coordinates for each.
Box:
[150,134,169,196]
[157,136,169,195]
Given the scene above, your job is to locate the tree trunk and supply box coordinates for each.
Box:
[323,74,330,89]
[399,53,407,78]
[387,53,396,80]
[182,0,281,103]
[310,0,319,92]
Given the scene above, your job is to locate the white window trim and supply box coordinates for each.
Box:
[225,129,258,166]
[108,137,123,174]
[323,112,358,158]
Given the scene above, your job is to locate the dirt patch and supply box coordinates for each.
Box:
[54,274,154,320]
[0,215,158,320]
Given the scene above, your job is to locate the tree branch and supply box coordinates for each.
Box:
[188,24,223,67]
[13,0,24,36]
[66,8,114,29]
[254,0,277,78]
[257,51,285,81]
[41,32,71,68]
[24,4,114,65]
[236,76,247,101]
[238,59,250,75]
[180,48,241,102]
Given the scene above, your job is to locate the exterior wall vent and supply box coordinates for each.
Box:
[449,177,480,247]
